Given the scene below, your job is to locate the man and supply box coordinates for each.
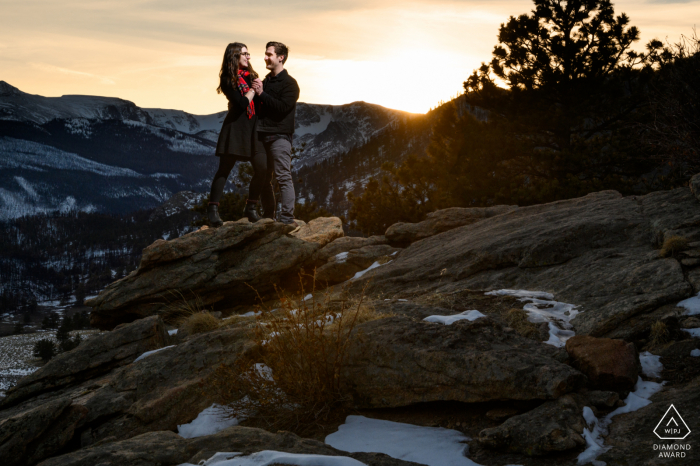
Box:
[251,41,300,227]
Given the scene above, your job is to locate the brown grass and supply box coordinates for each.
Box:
[504,308,543,340]
[158,290,211,325]
[660,236,690,258]
[648,321,670,349]
[211,278,378,436]
[183,312,220,334]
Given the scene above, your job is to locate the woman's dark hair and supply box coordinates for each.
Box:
[217,42,258,94]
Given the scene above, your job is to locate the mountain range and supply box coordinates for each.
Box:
[0,81,422,219]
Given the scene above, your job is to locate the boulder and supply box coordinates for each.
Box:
[310,235,389,265]
[0,397,73,466]
[289,216,344,245]
[565,335,639,392]
[341,314,586,408]
[2,316,168,408]
[37,426,422,466]
[316,244,400,284]
[349,189,699,338]
[385,205,517,246]
[87,218,341,330]
[690,172,700,202]
[478,394,586,456]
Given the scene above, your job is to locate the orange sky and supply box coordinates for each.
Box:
[1,0,698,114]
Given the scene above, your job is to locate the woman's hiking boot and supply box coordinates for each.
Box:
[244,199,261,223]
[207,203,223,227]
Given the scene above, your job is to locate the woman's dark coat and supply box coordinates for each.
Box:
[215,74,256,158]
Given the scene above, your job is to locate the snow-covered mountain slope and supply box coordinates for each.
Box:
[0,81,428,219]
[0,81,226,134]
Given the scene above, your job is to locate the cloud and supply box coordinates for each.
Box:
[30,63,116,85]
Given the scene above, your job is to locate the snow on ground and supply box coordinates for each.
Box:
[351,261,390,280]
[168,329,178,336]
[177,404,239,439]
[178,450,367,466]
[0,332,52,396]
[325,415,479,466]
[639,351,664,378]
[0,330,101,396]
[578,377,665,465]
[134,345,176,362]
[692,349,700,357]
[682,328,700,338]
[424,310,486,326]
[678,292,700,315]
[485,289,578,347]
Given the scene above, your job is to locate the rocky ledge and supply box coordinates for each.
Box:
[3,175,700,466]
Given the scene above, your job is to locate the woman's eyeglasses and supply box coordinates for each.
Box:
[241,53,251,58]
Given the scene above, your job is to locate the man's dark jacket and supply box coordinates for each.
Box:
[256,69,300,135]
[216,74,256,158]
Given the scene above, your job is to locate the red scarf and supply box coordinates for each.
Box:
[237,69,255,119]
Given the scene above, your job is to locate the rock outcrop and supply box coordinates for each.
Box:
[350,188,700,339]
[342,313,586,408]
[87,217,343,330]
[2,316,168,407]
[385,205,518,246]
[37,426,421,466]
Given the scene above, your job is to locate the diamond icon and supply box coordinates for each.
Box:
[654,404,691,440]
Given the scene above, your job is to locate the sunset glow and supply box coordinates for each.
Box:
[2,0,699,114]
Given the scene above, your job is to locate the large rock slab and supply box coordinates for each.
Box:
[37,426,422,466]
[349,189,698,338]
[2,316,167,408]
[477,394,587,456]
[0,321,254,459]
[341,313,586,408]
[0,397,73,466]
[385,205,517,246]
[88,218,340,330]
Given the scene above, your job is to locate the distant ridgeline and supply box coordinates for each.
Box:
[0,81,426,221]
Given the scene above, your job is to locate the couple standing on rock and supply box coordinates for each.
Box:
[207,41,300,228]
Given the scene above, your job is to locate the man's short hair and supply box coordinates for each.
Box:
[266,41,289,64]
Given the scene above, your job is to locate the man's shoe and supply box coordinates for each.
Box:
[244,200,261,223]
[207,204,223,227]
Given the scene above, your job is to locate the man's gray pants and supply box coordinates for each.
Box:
[262,137,295,224]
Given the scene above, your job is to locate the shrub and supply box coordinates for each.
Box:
[159,290,211,325]
[648,321,670,349]
[183,312,220,335]
[33,339,56,361]
[211,282,376,436]
[660,235,689,258]
[12,323,23,335]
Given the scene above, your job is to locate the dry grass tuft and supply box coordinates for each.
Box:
[504,308,542,340]
[158,290,211,325]
[648,320,670,349]
[211,277,377,436]
[183,312,220,334]
[660,236,690,258]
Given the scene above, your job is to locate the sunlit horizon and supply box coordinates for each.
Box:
[2,0,698,115]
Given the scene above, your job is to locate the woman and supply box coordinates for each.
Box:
[207,42,270,226]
